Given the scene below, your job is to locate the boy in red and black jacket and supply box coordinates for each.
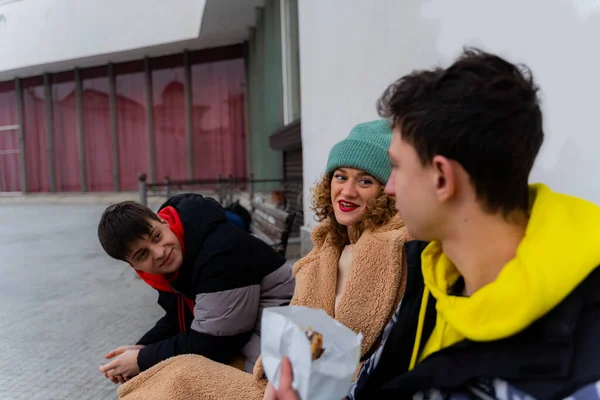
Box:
[97,194,295,384]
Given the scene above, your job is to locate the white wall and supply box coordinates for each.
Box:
[298,0,600,228]
[0,0,205,77]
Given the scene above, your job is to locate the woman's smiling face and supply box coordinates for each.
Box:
[330,167,382,227]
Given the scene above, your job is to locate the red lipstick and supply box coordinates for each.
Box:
[338,200,359,213]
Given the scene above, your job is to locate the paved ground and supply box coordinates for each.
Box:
[0,203,163,399]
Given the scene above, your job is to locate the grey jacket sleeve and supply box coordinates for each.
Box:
[136,255,265,372]
[191,285,261,336]
[136,285,259,372]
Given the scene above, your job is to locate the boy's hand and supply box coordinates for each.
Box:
[104,344,145,359]
[267,357,299,400]
[99,349,142,384]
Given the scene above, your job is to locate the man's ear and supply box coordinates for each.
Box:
[431,155,456,203]
[160,218,170,227]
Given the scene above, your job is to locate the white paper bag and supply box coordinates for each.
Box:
[261,306,363,400]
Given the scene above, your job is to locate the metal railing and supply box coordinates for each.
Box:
[137,173,302,207]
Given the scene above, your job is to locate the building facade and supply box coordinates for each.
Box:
[0,0,302,197]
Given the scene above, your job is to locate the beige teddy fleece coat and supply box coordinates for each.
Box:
[118,214,410,400]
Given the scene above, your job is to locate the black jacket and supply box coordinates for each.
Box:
[136,194,295,372]
[354,241,600,399]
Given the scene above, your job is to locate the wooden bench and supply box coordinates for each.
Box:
[250,201,296,256]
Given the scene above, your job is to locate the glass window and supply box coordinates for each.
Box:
[151,55,186,182]
[115,61,148,191]
[190,58,247,180]
[21,76,49,192]
[82,66,113,191]
[52,72,80,192]
[0,81,20,192]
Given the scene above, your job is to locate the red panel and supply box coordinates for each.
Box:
[82,68,113,192]
[152,66,187,182]
[190,59,246,181]
[52,72,80,192]
[0,82,20,192]
[22,77,50,192]
[0,48,248,193]
[116,62,148,191]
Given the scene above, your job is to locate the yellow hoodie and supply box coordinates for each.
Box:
[410,184,600,369]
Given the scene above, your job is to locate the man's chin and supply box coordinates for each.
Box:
[170,258,183,272]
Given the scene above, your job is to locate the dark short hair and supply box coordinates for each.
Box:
[97,201,160,261]
[377,48,544,214]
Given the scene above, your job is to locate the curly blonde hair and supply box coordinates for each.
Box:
[311,173,397,247]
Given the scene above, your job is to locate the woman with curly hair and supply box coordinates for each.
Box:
[118,120,411,400]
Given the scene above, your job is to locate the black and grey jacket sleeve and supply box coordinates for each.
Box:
[136,249,288,372]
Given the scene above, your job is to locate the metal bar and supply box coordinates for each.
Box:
[144,57,156,183]
[108,63,121,191]
[0,125,19,131]
[74,68,88,192]
[14,78,27,193]
[227,174,235,206]
[183,50,194,180]
[164,176,171,199]
[249,172,255,202]
[43,73,56,192]
[244,30,254,183]
[138,173,147,206]
[145,177,296,189]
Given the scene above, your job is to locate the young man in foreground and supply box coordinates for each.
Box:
[271,49,600,399]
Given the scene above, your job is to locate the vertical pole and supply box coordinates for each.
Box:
[43,73,56,192]
[228,174,234,206]
[217,175,223,204]
[74,68,88,192]
[243,38,253,190]
[108,63,121,191]
[138,173,147,206]
[245,27,257,190]
[164,176,171,199]
[183,50,194,180]
[280,0,292,125]
[14,78,28,193]
[144,57,156,183]
[249,173,255,204]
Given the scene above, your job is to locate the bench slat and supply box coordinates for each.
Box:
[250,225,277,245]
[252,208,288,231]
[249,201,296,256]
[250,216,284,243]
[251,202,290,223]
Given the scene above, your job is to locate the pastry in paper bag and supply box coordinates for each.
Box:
[261,306,363,400]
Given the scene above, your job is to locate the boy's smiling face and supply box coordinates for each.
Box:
[126,218,183,275]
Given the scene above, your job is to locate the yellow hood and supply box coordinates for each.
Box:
[414,184,600,365]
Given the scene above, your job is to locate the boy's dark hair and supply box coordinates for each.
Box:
[98,201,160,261]
[377,48,544,214]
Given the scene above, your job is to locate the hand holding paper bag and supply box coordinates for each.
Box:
[261,306,363,400]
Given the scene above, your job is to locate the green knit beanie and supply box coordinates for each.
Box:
[325,120,393,184]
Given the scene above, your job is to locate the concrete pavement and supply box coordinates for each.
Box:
[0,203,163,399]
